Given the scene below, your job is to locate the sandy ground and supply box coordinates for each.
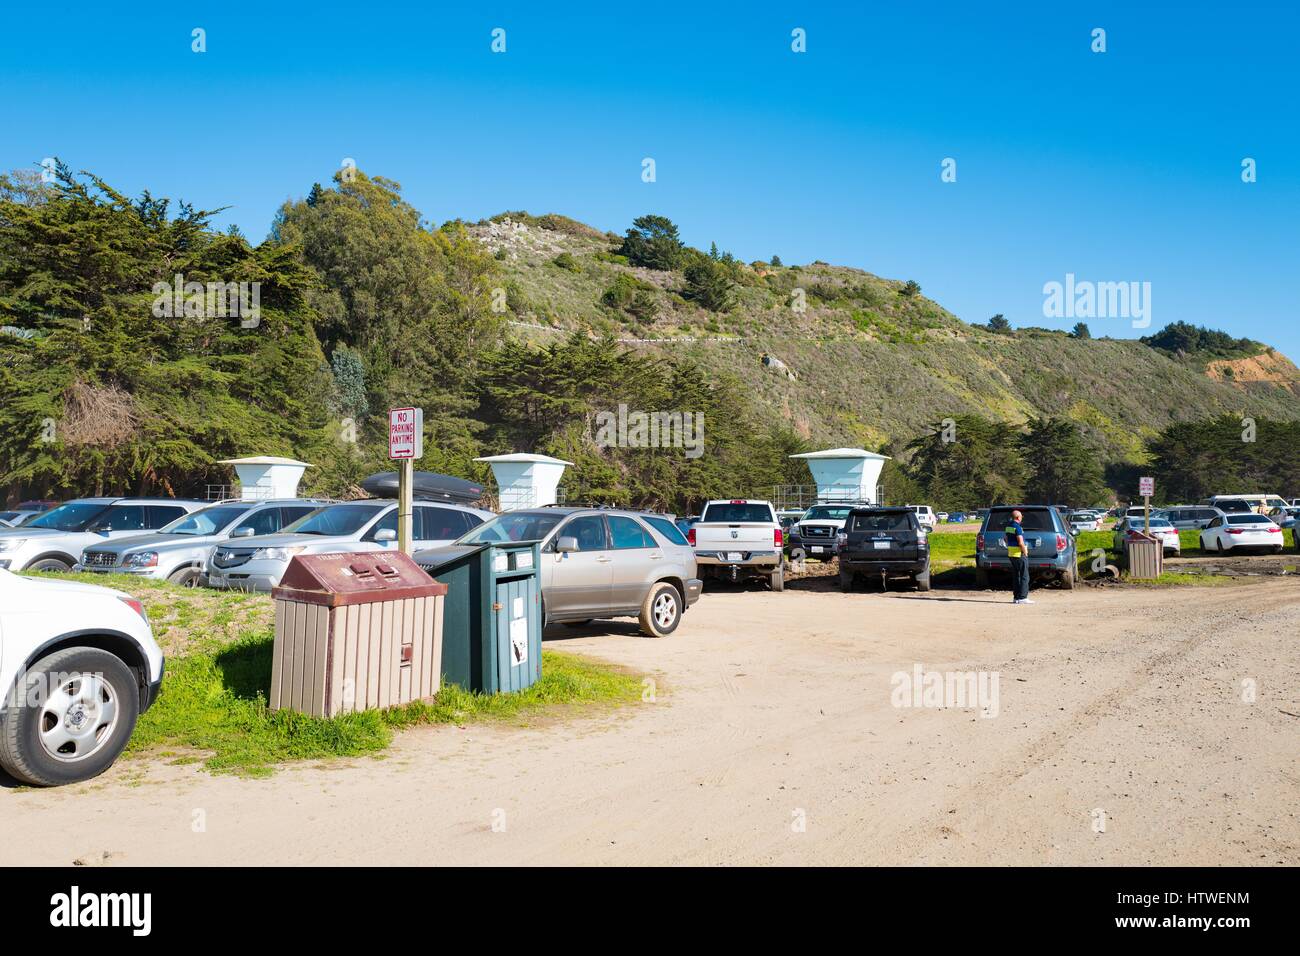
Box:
[2,577,1297,866]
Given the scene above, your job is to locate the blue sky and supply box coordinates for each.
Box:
[3,1,1297,355]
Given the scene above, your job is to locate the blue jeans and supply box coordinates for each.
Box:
[1009,556,1030,601]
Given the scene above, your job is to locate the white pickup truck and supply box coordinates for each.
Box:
[689,499,785,591]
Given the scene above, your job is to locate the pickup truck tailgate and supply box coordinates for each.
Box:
[695,523,775,550]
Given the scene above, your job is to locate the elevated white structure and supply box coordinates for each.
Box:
[787,447,890,505]
[216,456,312,500]
[475,453,574,510]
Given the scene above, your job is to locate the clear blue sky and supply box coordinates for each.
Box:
[4,1,1297,356]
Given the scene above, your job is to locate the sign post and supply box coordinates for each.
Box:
[388,407,424,555]
[1139,476,1155,534]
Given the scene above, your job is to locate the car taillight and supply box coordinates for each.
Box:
[1227,528,1244,535]
[774,528,783,547]
[1268,527,1282,533]
[976,533,984,551]
[119,596,147,621]
[687,528,696,546]
[1056,534,1067,552]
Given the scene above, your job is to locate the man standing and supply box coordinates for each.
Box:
[1005,509,1033,604]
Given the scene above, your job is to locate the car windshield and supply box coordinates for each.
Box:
[1229,515,1272,525]
[458,512,564,544]
[160,503,253,536]
[850,511,913,532]
[989,509,1055,532]
[24,501,110,531]
[283,503,386,536]
[804,506,853,521]
[702,503,774,523]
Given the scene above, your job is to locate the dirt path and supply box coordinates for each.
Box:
[2,579,1296,866]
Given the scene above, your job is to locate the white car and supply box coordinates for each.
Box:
[906,505,938,530]
[0,498,206,573]
[1199,513,1285,554]
[691,499,785,590]
[1068,511,1102,532]
[0,569,163,786]
[206,499,493,592]
[1114,516,1181,555]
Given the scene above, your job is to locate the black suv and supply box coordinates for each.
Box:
[837,507,931,591]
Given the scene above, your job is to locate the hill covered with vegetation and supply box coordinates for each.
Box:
[2,165,1297,510]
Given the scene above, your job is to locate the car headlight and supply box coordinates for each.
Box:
[122,551,159,569]
[0,538,27,552]
[253,546,306,561]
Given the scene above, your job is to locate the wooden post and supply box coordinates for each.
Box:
[1143,494,1150,535]
[397,457,414,555]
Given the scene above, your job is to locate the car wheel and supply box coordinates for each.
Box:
[26,557,72,573]
[167,566,203,588]
[562,620,593,628]
[839,569,853,592]
[769,566,785,592]
[638,582,681,638]
[1060,563,1076,590]
[0,647,140,787]
[914,566,931,592]
[1273,546,1283,555]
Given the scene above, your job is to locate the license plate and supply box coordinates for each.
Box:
[726,552,742,562]
[811,546,824,553]
[873,541,891,550]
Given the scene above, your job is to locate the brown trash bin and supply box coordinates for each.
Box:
[270,551,447,717]
[1123,534,1164,580]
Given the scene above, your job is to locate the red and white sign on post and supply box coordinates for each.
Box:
[1139,476,1154,497]
[388,407,424,460]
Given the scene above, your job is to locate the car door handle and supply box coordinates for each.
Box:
[649,552,663,560]
[596,555,612,563]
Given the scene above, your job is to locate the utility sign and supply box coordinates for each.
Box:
[388,407,423,460]
[1139,476,1154,497]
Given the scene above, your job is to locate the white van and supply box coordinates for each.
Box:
[905,505,938,530]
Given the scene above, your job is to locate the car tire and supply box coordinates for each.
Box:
[26,557,72,573]
[769,566,785,592]
[638,582,681,638]
[1061,563,1076,590]
[0,647,141,787]
[914,567,931,592]
[839,570,853,592]
[167,566,203,588]
[1272,546,1283,555]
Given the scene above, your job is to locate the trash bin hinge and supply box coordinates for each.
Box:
[492,602,503,611]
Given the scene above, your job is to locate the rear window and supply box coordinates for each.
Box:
[849,511,914,532]
[702,503,774,523]
[988,508,1055,532]
[643,515,689,546]
[1228,514,1272,525]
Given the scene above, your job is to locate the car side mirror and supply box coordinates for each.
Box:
[230,526,255,538]
[556,536,579,553]
[374,528,397,543]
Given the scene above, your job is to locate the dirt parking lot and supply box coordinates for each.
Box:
[2,577,1297,866]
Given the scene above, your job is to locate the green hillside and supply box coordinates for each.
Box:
[485,213,1300,465]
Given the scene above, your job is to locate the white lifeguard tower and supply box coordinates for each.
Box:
[778,447,890,510]
[215,456,312,500]
[474,453,574,510]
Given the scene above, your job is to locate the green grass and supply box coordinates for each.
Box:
[25,572,644,777]
[131,632,643,776]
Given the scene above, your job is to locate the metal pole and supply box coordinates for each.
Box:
[1143,494,1150,535]
[397,457,414,555]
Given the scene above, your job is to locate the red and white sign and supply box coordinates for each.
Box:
[388,407,423,460]
[1139,476,1154,497]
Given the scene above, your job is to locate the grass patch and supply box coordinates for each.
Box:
[131,631,643,776]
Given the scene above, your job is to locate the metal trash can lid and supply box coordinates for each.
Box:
[272,550,448,607]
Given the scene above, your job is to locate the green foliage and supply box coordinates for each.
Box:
[1148,415,1300,503]
[904,415,1029,510]
[1070,322,1091,339]
[1018,416,1107,505]
[1141,322,1261,360]
[683,255,736,312]
[900,279,921,297]
[770,255,783,267]
[551,252,580,272]
[618,214,685,271]
[329,345,369,420]
[987,313,1011,333]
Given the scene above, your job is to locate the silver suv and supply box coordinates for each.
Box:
[0,498,207,573]
[77,498,329,586]
[207,499,493,592]
[416,507,702,637]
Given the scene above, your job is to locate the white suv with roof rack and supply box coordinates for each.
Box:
[0,498,207,573]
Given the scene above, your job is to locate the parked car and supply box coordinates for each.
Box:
[0,498,206,573]
[207,500,492,592]
[947,511,967,523]
[935,511,949,523]
[691,499,785,590]
[77,498,329,587]
[0,569,164,786]
[0,500,59,528]
[975,505,1078,589]
[1113,516,1181,556]
[905,504,938,530]
[1199,513,1285,554]
[1068,511,1102,533]
[836,507,931,591]
[1161,505,1226,531]
[1274,506,1300,530]
[788,503,859,562]
[1204,498,1254,515]
[416,507,702,637]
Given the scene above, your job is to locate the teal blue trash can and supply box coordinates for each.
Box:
[418,541,542,693]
